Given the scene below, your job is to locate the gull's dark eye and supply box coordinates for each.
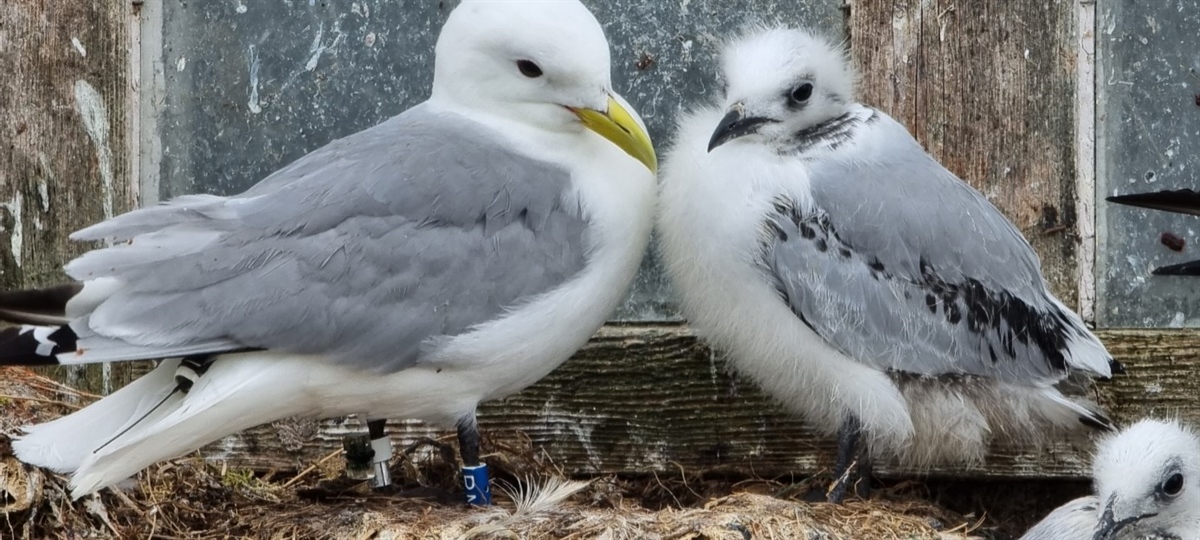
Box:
[790,83,814,103]
[517,60,543,78]
[1161,473,1185,498]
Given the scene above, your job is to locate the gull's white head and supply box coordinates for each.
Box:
[432,0,655,172]
[1091,419,1200,540]
[707,27,855,152]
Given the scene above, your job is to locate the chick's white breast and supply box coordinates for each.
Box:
[658,107,814,338]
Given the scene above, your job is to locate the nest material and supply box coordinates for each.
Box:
[0,367,1000,539]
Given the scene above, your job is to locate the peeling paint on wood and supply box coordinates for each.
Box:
[0,0,138,394]
[850,0,1081,308]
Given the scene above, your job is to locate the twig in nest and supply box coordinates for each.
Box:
[649,471,683,508]
[111,488,146,519]
[0,394,83,410]
[402,437,459,466]
[670,461,703,502]
[281,448,344,489]
[23,376,102,400]
[943,510,988,535]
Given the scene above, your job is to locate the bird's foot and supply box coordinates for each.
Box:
[827,415,872,503]
[826,458,872,503]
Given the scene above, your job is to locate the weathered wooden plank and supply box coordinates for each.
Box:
[849,0,1081,306]
[206,325,1188,481]
[1093,329,1200,420]
[0,0,139,394]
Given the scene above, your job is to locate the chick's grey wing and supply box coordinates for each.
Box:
[66,106,589,372]
[764,120,1101,382]
[1017,496,1099,540]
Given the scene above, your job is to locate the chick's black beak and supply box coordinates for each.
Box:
[707,104,777,152]
[1092,496,1154,540]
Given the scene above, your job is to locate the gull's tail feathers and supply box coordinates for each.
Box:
[12,354,311,499]
[13,359,183,473]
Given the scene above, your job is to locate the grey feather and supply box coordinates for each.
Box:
[762,112,1107,384]
[1019,496,1098,540]
[64,104,589,372]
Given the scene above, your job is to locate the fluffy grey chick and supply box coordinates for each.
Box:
[656,26,1119,502]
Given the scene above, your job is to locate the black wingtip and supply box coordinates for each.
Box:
[1107,189,1200,216]
[1151,260,1200,276]
[1079,410,1118,432]
[1108,359,1127,376]
[0,284,82,325]
[0,325,77,366]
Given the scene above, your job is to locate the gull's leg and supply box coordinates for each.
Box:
[457,413,491,505]
[827,414,870,503]
[366,419,393,489]
[343,415,375,482]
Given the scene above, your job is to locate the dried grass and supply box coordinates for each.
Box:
[0,367,1018,539]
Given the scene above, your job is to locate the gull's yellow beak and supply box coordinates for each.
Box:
[570,96,657,173]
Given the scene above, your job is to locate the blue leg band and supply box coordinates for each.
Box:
[462,464,492,505]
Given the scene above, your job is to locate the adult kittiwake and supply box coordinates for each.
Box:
[0,0,656,505]
[656,26,1117,502]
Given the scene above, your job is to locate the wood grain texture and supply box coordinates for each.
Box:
[207,325,1190,481]
[849,0,1081,307]
[0,0,138,394]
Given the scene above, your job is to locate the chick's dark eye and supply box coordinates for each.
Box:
[517,60,543,78]
[791,83,814,103]
[1161,473,1185,497]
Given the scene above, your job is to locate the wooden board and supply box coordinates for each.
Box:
[850,0,1081,306]
[207,325,1195,481]
[0,0,138,394]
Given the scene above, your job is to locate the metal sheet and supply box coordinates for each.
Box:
[1097,0,1200,327]
[157,0,843,321]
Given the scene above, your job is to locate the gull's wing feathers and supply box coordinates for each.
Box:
[765,109,1111,383]
[61,104,588,372]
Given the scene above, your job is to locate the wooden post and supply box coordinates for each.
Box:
[850,0,1081,306]
[0,0,139,394]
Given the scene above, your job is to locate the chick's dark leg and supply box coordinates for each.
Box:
[457,413,491,505]
[827,414,872,503]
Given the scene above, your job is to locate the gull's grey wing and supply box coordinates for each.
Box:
[763,111,1108,383]
[64,104,589,373]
